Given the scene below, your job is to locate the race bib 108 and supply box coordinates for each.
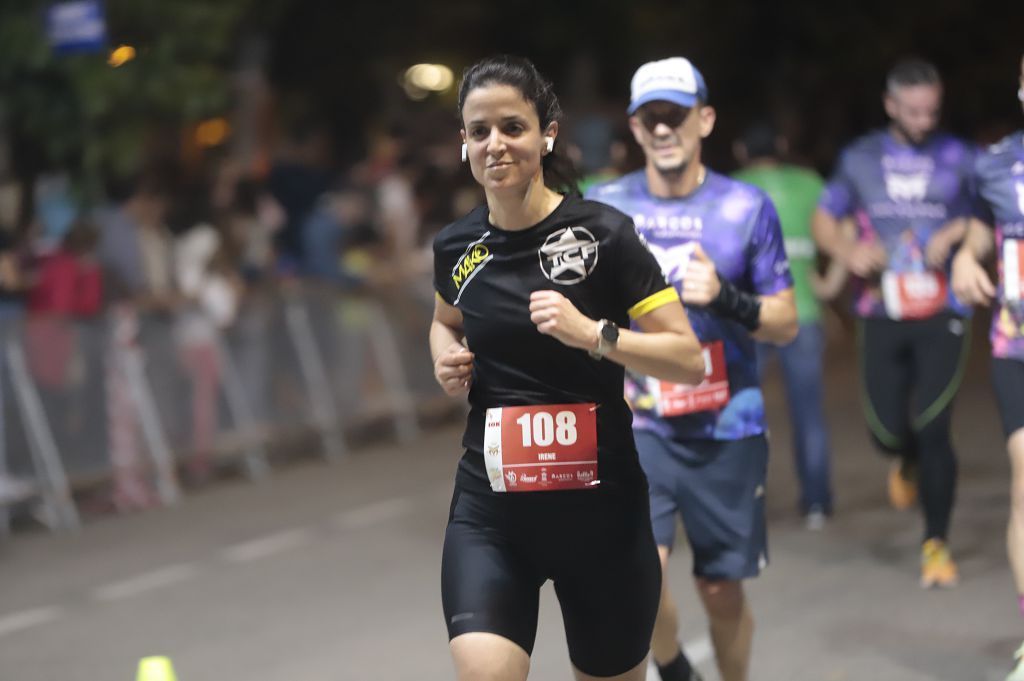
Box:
[483,403,599,492]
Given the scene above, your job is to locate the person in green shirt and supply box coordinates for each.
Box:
[734,121,836,528]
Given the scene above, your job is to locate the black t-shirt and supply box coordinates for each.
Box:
[433,194,678,494]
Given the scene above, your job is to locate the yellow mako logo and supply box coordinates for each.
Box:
[453,244,491,289]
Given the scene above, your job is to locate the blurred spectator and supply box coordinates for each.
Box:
[25,220,103,390]
[297,179,378,417]
[21,221,103,477]
[96,174,176,308]
[32,172,77,254]
[222,177,282,427]
[352,125,427,284]
[94,173,175,511]
[0,225,33,507]
[413,163,457,244]
[377,152,420,271]
[300,182,373,288]
[228,178,285,285]
[170,191,243,481]
[0,225,25,322]
[268,123,332,273]
[28,220,102,317]
[733,121,835,522]
[571,113,615,176]
[576,134,630,195]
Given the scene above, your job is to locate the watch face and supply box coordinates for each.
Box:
[601,322,619,343]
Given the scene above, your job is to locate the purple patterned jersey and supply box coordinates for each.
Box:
[587,170,793,441]
[819,130,976,318]
[974,132,1024,361]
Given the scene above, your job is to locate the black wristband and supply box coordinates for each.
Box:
[708,273,762,331]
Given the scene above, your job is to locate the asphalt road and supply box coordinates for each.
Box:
[0,318,1018,681]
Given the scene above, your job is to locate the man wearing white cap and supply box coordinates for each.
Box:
[587,58,797,681]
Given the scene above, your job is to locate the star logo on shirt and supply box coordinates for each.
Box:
[538,226,599,284]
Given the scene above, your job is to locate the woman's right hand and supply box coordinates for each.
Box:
[434,343,474,396]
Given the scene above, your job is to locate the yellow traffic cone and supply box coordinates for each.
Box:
[136,656,178,681]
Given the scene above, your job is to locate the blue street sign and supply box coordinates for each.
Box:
[46,0,107,55]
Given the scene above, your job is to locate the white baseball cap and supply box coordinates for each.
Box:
[628,57,709,114]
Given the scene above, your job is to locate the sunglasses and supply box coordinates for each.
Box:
[637,105,692,132]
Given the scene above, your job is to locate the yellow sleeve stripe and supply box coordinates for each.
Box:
[628,286,680,320]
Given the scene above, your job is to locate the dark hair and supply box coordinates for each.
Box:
[739,121,780,161]
[165,182,214,235]
[103,170,171,204]
[232,178,262,215]
[886,58,942,93]
[457,55,580,196]
[62,219,99,255]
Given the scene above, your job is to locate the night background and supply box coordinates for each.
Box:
[3,0,1023,199]
[264,0,1023,168]
[0,2,1023,680]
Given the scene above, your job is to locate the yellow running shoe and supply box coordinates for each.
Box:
[888,460,917,510]
[1007,641,1024,681]
[920,538,959,589]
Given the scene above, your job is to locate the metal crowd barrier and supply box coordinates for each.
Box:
[0,281,443,532]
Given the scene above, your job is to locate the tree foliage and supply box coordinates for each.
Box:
[0,0,263,198]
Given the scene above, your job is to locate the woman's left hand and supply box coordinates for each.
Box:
[529,290,597,351]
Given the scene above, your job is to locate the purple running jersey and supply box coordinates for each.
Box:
[588,170,793,441]
[974,132,1024,362]
[819,130,976,319]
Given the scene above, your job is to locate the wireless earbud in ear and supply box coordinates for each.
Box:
[461,143,468,163]
[544,137,554,153]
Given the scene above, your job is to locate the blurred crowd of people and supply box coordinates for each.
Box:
[0,115,502,510]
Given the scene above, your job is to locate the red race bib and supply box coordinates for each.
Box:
[1004,239,1024,303]
[483,403,599,492]
[647,341,730,417]
[882,271,948,320]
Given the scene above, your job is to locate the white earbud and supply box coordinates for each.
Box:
[461,143,468,163]
[544,137,554,153]
[1018,87,1024,103]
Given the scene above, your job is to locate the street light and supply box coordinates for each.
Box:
[401,63,454,101]
[107,44,135,67]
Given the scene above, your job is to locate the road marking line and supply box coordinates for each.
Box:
[0,606,63,638]
[684,636,713,663]
[335,497,415,530]
[646,636,713,680]
[222,528,314,563]
[93,564,199,602]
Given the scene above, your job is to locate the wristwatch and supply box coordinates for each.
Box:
[589,319,619,359]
